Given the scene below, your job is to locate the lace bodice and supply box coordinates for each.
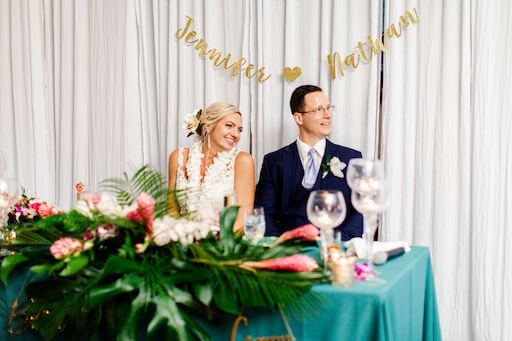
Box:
[175,142,238,218]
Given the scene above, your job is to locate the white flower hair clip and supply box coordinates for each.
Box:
[183,109,202,137]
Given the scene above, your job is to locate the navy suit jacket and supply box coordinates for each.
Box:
[255,139,363,241]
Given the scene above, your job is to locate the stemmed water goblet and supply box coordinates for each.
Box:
[347,159,388,281]
[306,190,346,267]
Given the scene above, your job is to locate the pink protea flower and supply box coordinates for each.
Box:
[50,238,83,260]
[272,224,319,246]
[241,254,318,273]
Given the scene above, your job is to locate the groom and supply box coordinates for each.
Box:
[255,85,363,240]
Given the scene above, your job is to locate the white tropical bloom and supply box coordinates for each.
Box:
[183,109,201,136]
[329,157,346,178]
[322,156,347,179]
[96,193,123,217]
[152,215,219,247]
[75,200,93,218]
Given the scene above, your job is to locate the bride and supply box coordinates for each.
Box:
[167,102,255,232]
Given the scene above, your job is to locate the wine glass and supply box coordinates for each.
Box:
[306,190,346,265]
[347,159,387,281]
[244,207,266,244]
[0,177,18,247]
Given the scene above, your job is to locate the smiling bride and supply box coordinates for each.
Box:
[167,102,255,232]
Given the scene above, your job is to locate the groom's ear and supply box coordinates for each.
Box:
[293,112,304,126]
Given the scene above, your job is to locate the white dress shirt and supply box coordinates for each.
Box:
[296,137,326,171]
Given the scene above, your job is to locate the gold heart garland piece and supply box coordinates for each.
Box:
[283,66,302,82]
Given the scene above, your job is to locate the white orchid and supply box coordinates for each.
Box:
[152,215,219,247]
[322,156,347,179]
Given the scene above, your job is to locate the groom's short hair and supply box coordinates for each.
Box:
[290,85,323,114]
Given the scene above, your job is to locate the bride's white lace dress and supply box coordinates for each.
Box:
[175,141,238,218]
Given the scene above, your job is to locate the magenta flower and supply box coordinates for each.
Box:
[272,224,319,246]
[354,262,371,281]
[241,254,318,273]
[50,238,83,260]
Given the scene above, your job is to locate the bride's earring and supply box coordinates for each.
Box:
[207,135,211,149]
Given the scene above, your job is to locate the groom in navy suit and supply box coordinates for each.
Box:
[255,85,363,240]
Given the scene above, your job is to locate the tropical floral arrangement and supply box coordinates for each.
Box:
[7,190,62,225]
[0,166,325,340]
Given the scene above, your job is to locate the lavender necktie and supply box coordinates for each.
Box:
[302,148,319,189]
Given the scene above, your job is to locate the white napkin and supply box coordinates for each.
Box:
[344,237,411,259]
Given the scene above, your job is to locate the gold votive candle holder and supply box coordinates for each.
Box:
[331,256,356,287]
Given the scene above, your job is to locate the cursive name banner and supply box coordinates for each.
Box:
[327,8,419,79]
[176,16,271,83]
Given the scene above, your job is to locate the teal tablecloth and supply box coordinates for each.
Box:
[1,246,441,341]
[202,246,441,341]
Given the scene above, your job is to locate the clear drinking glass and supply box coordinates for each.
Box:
[306,190,346,265]
[0,177,18,247]
[347,159,387,281]
[244,207,266,244]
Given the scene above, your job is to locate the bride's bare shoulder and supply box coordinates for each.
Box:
[168,148,190,165]
[235,151,254,169]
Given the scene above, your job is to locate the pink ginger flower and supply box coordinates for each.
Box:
[126,193,155,233]
[50,237,83,259]
[272,224,319,246]
[126,210,143,223]
[137,193,155,218]
[241,254,318,273]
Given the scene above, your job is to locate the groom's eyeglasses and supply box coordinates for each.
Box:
[298,105,336,116]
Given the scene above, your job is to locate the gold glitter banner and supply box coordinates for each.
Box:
[176,16,271,83]
[327,8,419,80]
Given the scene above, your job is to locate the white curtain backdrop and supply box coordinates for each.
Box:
[382,0,512,339]
[0,0,380,209]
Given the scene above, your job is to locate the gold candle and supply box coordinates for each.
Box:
[224,193,237,207]
[331,256,356,287]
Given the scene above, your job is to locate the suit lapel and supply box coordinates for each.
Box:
[283,142,302,201]
[320,139,336,189]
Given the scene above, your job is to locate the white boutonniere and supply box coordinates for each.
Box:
[321,156,346,179]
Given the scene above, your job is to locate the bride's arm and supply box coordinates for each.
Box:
[233,151,255,233]
[167,149,181,217]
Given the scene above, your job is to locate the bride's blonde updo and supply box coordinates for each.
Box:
[198,102,241,143]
